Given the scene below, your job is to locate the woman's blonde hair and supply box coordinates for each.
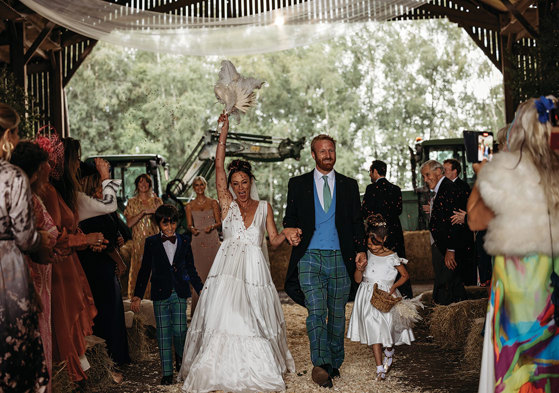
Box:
[0,104,20,160]
[508,96,559,211]
[192,175,207,187]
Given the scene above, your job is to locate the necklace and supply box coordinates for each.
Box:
[237,200,254,221]
[194,197,206,207]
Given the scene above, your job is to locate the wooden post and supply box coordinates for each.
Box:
[8,21,26,93]
[499,33,516,123]
[50,50,66,137]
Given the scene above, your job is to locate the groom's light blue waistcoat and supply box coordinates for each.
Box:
[308,180,341,250]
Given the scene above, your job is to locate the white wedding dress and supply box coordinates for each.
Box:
[179,200,295,393]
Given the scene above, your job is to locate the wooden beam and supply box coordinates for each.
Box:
[463,27,501,70]
[499,0,539,38]
[24,21,54,65]
[0,0,23,20]
[500,33,515,123]
[500,8,538,36]
[27,60,50,74]
[63,40,97,87]
[419,4,500,30]
[50,50,65,137]
[8,21,26,91]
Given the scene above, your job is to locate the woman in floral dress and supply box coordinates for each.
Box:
[124,174,162,299]
[0,104,49,393]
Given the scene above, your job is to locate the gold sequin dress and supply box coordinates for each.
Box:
[124,194,162,298]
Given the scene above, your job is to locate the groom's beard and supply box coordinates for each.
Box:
[316,157,335,172]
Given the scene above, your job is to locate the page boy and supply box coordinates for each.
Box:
[131,204,203,385]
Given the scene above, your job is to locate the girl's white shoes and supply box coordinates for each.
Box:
[382,348,394,373]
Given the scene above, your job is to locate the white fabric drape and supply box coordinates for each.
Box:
[21,0,426,55]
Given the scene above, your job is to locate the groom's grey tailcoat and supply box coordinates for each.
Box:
[283,170,366,306]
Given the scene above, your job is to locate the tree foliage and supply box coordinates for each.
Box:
[66,19,504,224]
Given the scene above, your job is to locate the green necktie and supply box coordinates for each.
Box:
[322,175,332,212]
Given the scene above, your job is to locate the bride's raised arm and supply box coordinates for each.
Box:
[215,113,234,219]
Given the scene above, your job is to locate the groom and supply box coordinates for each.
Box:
[283,134,366,388]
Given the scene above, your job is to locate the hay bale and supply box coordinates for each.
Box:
[127,313,150,362]
[429,298,488,350]
[83,336,115,391]
[268,240,291,291]
[52,361,75,393]
[403,230,433,282]
[463,317,485,371]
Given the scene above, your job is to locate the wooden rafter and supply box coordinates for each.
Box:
[23,21,54,64]
[0,0,22,20]
[420,3,499,30]
[463,27,501,69]
[63,40,97,87]
[499,0,539,38]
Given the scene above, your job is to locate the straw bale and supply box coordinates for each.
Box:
[127,313,150,362]
[429,298,488,350]
[83,337,116,391]
[268,240,292,291]
[52,361,75,393]
[403,230,433,282]
[463,317,485,371]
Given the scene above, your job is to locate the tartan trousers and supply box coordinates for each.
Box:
[153,291,187,376]
[299,249,351,369]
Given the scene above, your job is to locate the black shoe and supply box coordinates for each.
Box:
[160,375,173,385]
[331,368,340,378]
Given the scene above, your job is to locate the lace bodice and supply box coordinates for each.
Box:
[222,200,267,246]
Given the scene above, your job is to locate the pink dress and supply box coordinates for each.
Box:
[25,194,58,393]
[40,183,97,382]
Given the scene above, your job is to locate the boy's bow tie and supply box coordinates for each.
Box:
[161,234,176,244]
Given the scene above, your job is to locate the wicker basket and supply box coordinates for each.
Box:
[370,283,402,312]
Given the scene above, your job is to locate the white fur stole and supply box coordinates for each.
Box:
[477,151,559,256]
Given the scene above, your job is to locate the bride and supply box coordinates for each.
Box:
[178,113,295,392]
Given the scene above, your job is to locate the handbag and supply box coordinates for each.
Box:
[370,283,402,313]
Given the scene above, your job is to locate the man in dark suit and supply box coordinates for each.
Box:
[283,134,366,388]
[420,160,467,305]
[443,159,476,286]
[131,205,203,385]
[361,160,413,298]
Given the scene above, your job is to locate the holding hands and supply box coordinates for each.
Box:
[355,252,367,272]
[450,209,467,225]
[130,296,141,313]
[283,227,302,247]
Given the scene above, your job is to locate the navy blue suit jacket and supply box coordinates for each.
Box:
[134,233,204,301]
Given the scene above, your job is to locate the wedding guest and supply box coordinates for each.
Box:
[131,204,203,385]
[39,136,104,382]
[184,175,221,316]
[469,96,559,392]
[0,104,49,393]
[78,169,131,371]
[443,158,475,286]
[10,141,58,393]
[125,174,163,298]
[420,159,467,305]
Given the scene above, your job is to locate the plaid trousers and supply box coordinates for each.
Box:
[299,249,350,368]
[153,291,187,376]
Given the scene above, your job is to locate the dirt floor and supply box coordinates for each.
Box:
[89,289,480,393]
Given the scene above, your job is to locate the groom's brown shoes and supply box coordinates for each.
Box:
[312,366,333,388]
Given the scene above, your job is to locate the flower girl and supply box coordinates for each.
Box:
[347,214,416,381]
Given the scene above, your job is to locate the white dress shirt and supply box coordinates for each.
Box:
[430,176,445,245]
[161,234,178,265]
[313,168,335,210]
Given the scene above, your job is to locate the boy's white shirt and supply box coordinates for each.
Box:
[161,232,177,265]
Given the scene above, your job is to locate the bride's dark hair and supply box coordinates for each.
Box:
[227,159,254,184]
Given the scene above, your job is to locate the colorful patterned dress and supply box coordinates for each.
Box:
[477,152,559,392]
[0,159,49,392]
[124,194,162,299]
